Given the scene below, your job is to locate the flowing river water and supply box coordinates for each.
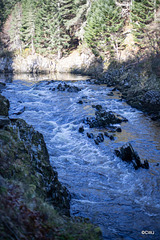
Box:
[1,73,160,240]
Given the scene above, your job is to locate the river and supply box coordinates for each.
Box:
[1,73,160,240]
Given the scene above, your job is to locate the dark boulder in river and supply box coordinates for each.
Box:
[115,143,149,170]
[55,82,81,92]
[84,108,128,128]
[87,132,94,139]
[79,125,84,133]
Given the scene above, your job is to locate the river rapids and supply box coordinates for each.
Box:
[1,73,160,240]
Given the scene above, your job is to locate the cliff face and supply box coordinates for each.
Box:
[0,118,71,214]
[0,92,70,215]
[0,48,103,76]
[0,93,101,239]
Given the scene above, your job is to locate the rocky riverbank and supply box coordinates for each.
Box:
[1,49,160,120]
[0,92,101,240]
[0,47,103,76]
[99,55,160,121]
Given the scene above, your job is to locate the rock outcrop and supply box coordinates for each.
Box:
[83,107,128,128]
[115,143,149,170]
[52,82,81,92]
[101,56,160,120]
[0,108,70,215]
[0,48,103,76]
[0,93,10,128]
[12,54,56,73]
[0,82,6,92]
[0,93,101,239]
[0,94,10,116]
[143,90,160,112]
[1,118,71,214]
[0,57,13,73]
[56,49,103,76]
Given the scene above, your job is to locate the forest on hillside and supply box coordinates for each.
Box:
[0,0,160,61]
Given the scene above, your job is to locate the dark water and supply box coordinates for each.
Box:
[1,73,160,240]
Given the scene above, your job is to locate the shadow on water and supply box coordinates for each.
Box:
[0,73,13,83]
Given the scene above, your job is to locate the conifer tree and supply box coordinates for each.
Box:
[34,0,76,58]
[20,0,36,54]
[52,0,74,58]
[0,0,19,32]
[67,0,88,43]
[0,1,5,32]
[131,0,160,42]
[34,0,56,54]
[9,2,22,51]
[84,0,124,59]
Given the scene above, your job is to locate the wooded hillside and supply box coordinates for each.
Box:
[0,0,160,62]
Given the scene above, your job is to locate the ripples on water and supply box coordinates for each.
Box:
[1,73,160,240]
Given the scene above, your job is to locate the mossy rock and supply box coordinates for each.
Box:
[0,118,70,215]
[0,116,102,240]
[0,94,9,116]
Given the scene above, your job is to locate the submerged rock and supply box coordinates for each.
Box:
[141,160,149,169]
[86,132,105,145]
[13,105,25,115]
[107,91,114,96]
[95,109,128,126]
[94,139,99,145]
[115,143,149,170]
